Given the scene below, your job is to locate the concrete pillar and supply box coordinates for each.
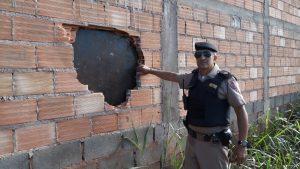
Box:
[161,0,179,122]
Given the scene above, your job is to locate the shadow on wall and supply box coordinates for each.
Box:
[72,28,141,106]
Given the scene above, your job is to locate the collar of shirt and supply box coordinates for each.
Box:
[198,64,220,81]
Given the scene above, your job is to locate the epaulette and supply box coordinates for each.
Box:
[218,70,237,80]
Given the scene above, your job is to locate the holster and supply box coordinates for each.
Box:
[216,129,232,147]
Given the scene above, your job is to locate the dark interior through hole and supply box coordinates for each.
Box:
[73,29,139,106]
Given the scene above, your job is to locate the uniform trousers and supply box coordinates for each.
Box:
[183,126,229,169]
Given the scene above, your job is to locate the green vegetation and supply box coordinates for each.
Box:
[234,102,300,169]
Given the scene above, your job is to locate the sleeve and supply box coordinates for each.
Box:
[177,73,193,89]
[224,77,246,108]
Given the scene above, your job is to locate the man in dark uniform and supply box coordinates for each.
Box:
[137,42,249,169]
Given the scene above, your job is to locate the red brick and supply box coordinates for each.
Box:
[230,42,240,54]
[141,106,161,125]
[131,12,153,31]
[140,74,160,87]
[141,32,160,49]
[253,79,263,89]
[177,19,186,34]
[201,23,214,38]
[0,14,12,40]
[16,124,55,151]
[253,1,263,13]
[74,93,104,115]
[14,0,36,15]
[187,53,197,68]
[54,72,88,93]
[207,10,219,25]
[0,44,36,68]
[253,32,262,44]
[14,72,53,96]
[226,28,236,41]
[152,51,161,68]
[186,20,200,36]
[92,114,117,134]
[37,46,73,68]
[254,57,262,66]
[130,89,152,107]
[142,51,153,67]
[106,5,130,27]
[0,130,13,155]
[241,43,250,55]
[118,109,141,130]
[38,96,74,120]
[144,0,162,13]
[245,0,254,11]
[75,0,106,23]
[219,41,230,53]
[14,16,54,42]
[128,0,142,9]
[0,73,12,96]
[178,5,193,19]
[193,9,206,22]
[214,26,226,39]
[245,56,254,67]
[249,44,258,55]
[178,36,193,51]
[235,0,244,8]
[269,87,277,97]
[216,53,226,66]
[245,79,254,90]
[236,30,245,42]
[153,88,161,104]
[219,13,231,27]
[0,0,13,11]
[0,99,37,125]
[225,55,236,67]
[57,118,91,142]
[37,0,74,19]
[153,15,161,32]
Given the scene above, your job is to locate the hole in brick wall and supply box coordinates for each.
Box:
[66,25,143,106]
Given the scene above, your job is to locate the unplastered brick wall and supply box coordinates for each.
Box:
[0,0,163,161]
[177,0,300,124]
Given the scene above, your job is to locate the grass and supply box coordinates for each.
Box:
[233,102,300,169]
[126,101,300,169]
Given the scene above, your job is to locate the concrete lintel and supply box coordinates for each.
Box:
[178,0,263,23]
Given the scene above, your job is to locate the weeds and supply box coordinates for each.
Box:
[232,102,300,169]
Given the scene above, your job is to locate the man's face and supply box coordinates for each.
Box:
[195,50,217,69]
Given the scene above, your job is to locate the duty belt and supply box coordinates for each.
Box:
[187,128,221,144]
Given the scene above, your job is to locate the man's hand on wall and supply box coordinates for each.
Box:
[137,64,151,75]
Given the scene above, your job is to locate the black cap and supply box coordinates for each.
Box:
[195,42,218,52]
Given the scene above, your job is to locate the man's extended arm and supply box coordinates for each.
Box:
[137,65,179,83]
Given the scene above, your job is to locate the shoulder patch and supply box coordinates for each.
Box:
[228,79,240,92]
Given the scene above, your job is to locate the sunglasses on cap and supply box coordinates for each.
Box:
[194,50,213,58]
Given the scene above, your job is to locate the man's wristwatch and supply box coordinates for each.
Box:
[238,140,251,148]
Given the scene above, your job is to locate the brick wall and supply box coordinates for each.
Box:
[177,0,300,124]
[0,0,163,167]
[0,0,299,168]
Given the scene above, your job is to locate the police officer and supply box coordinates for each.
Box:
[137,42,249,169]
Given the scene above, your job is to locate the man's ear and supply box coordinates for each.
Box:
[213,54,218,61]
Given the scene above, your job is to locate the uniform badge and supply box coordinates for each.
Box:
[208,83,218,89]
[229,80,239,92]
